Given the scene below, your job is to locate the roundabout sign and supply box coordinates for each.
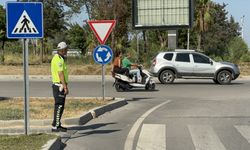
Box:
[93,45,113,65]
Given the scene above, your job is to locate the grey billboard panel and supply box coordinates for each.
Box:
[132,0,193,29]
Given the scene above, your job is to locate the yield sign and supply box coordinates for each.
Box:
[87,20,116,44]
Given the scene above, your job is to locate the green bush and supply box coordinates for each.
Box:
[227,37,248,63]
[241,52,250,62]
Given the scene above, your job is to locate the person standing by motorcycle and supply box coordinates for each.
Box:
[51,41,69,132]
[112,50,129,76]
[122,52,142,83]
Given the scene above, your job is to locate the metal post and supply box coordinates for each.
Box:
[241,15,245,39]
[168,30,177,50]
[102,64,105,100]
[136,32,139,63]
[187,29,190,50]
[23,39,30,135]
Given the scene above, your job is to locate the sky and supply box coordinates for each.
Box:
[0,0,249,47]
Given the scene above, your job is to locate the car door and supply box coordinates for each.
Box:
[191,53,215,77]
[174,53,194,76]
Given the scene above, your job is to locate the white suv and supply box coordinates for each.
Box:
[150,50,240,84]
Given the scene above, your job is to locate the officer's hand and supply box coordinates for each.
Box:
[64,87,69,95]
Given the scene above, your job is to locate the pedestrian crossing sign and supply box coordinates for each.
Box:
[6,2,43,39]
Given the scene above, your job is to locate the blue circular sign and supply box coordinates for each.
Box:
[93,45,113,65]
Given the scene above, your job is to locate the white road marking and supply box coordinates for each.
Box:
[188,125,226,150]
[235,125,250,143]
[124,100,171,150]
[136,124,166,150]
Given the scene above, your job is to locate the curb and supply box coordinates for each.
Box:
[41,136,62,150]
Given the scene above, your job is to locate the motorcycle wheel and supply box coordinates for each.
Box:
[115,83,124,92]
[145,82,155,91]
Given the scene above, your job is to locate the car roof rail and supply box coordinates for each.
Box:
[175,49,195,52]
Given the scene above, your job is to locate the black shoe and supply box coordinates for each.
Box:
[52,126,67,132]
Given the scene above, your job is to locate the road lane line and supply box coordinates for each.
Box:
[136,124,166,150]
[235,125,250,143]
[188,125,226,150]
[124,100,171,150]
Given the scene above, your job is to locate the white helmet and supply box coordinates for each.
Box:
[57,42,68,50]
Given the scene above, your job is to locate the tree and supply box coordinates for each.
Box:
[0,5,7,63]
[202,3,240,59]
[194,0,213,51]
[84,0,131,51]
[178,2,241,61]
[66,24,89,55]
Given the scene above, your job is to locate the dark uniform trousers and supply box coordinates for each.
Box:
[52,84,66,127]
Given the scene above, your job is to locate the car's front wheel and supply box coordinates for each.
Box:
[217,70,232,85]
[213,79,219,84]
[159,70,175,84]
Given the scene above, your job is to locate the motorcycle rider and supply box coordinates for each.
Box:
[112,50,129,76]
[122,52,142,83]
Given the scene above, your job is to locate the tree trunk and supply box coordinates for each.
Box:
[1,41,5,64]
[143,30,146,53]
[158,31,167,50]
[40,39,44,64]
[197,33,201,51]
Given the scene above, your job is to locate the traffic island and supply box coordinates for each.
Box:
[0,97,127,149]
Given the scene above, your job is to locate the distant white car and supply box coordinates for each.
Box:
[150,49,240,84]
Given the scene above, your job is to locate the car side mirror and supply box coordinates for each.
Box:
[210,60,213,65]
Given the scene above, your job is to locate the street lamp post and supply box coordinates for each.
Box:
[241,15,245,39]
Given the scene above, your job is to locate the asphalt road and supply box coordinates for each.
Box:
[1,78,250,150]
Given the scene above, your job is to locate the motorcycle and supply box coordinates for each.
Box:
[112,65,156,92]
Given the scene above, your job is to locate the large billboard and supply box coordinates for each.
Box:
[132,0,193,29]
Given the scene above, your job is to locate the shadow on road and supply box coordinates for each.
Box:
[120,89,159,92]
[68,122,117,131]
[155,82,244,85]
[0,97,11,101]
[61,122,120,144]
[126,97,155,102]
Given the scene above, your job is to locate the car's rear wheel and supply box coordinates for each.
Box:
[159,70,175,84]
[217,70,232,85]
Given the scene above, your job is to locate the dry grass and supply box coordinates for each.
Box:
[239,62,250,76]
[0,64,112,75]
[0,63,249,76]
[0,97,113,120]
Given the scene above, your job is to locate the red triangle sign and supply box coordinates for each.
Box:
[87,20,116,45]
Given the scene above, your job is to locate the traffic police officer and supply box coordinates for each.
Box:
[51,41,69,132]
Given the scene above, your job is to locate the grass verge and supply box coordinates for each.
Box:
[0,64,112,75]
[0,97,113,120]
[0,133,57,150]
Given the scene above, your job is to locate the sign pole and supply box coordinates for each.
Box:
[23,39,30,135]
[102,64,105,100]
